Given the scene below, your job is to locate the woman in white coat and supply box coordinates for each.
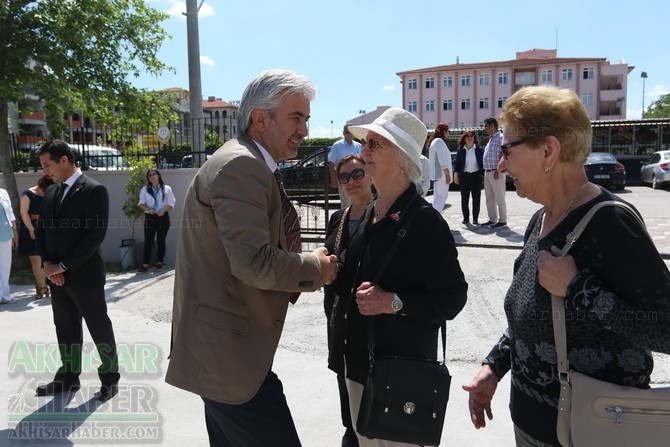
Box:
[427,123,453,212]
[0,188,19,303]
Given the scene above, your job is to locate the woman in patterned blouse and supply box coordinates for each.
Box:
[463,85,670,446]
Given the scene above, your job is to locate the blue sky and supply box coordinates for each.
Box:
[135,0,670,138]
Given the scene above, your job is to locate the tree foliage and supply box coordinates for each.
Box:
[644,93,670,118]
[0,0,173,212]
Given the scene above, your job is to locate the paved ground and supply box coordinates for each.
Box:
[1,186,668,446]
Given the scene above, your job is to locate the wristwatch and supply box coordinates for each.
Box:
[391,293,403,314]
[58,262,68,271]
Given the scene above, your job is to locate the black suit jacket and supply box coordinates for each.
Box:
[453,145,484,174]
[36,174,109,288]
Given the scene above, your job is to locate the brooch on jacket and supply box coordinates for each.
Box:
[390,211,401,222]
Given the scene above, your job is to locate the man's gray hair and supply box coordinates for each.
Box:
[238,69,317,134]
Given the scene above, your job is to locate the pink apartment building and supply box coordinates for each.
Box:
[396,48,633,129]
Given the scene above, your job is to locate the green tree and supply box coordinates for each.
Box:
[644,93,670,118]
[0,0,173,212]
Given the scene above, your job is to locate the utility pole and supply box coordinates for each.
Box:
[641,71,648,118]
[185,0,205,166]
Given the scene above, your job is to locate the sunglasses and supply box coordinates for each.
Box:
[338,168,365,184]
[361,138,384,151]
[500,138,530,159]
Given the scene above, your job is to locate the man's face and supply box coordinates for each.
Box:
[484,123,495,136]
[262,93,310,162]
[343,129,354,144]
[39,154,69,183]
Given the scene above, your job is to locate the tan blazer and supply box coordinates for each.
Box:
[165,135,322,404]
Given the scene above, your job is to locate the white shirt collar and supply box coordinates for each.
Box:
[62,169,82,188]
[252,139,279,172]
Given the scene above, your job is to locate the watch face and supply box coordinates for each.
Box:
[392,297,403,311]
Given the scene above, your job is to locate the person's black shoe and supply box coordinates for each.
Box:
[462,219,469,224]
[492,221,507,228]
[480,220,495,226]
[95,384,119,402]
[473,220,479,225]
[36,380,80,397]
[341,427,359,447]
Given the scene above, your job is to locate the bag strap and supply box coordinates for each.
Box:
[333,207,350,256]
[552,200,646,381]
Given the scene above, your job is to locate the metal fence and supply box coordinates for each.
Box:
[8,119,335,237]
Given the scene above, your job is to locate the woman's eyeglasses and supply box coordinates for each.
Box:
[338,168,365,184]
[361,138,384,151]
[500,138,530,159]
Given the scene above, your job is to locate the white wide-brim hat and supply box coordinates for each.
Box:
[348,107,427,172]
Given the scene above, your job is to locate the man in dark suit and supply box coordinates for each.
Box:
[166,69,339,446]
[35,140,120,402]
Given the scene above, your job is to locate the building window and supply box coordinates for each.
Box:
[583,67,594,79]
[479,74,490,86]
[461,75,471,87]
[497,96,507,108]
[425,77,435,88]
[498,72,509,84]
[515,72,536,85]
[581,92,594,105]
[425,100,435,112]
[442,76,453,88]
[479,97,489,109]
[460,98,471,110]
[408,101,417,112]
[443,99,453,111]
[562,69,573,81]
[408,78,417,90]
[541,69,553,83]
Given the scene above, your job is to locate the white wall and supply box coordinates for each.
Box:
[9,169,198,267]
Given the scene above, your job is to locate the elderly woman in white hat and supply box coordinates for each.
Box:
[327,107,468,446]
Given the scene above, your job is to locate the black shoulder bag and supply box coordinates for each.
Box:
[356,203,451,446]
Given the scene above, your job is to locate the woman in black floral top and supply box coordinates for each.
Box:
[463,85,670,446]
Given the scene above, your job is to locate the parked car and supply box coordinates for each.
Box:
[29,144,125,170]
[180,154,212,168]
[640,150,670,190]
[278,159,300,169]
[279,147,337,203]
[71,145,127,171]
[583,152,626,190]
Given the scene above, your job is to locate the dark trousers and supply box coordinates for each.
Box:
[459,172,483,222]
[143,213,170,264]
[202,370,301,447]
[50,284,120,386]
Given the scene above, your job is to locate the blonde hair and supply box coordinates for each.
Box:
[499,85,592,164]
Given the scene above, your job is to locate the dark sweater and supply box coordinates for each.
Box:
[328,184,468,383]
[484,188,670,445]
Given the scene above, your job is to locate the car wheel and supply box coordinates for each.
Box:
[652,175,659,190]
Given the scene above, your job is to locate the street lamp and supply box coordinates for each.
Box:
[641,71,648,118]
[330,120,333,139]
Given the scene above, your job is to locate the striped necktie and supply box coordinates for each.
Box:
[274,170,302,303]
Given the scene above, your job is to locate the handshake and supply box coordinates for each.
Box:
[313,247,339,286]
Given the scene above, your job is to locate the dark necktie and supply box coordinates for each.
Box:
[274,170,302,303]
[55,183,68,207]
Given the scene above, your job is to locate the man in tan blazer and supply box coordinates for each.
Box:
[166,69,338,446]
